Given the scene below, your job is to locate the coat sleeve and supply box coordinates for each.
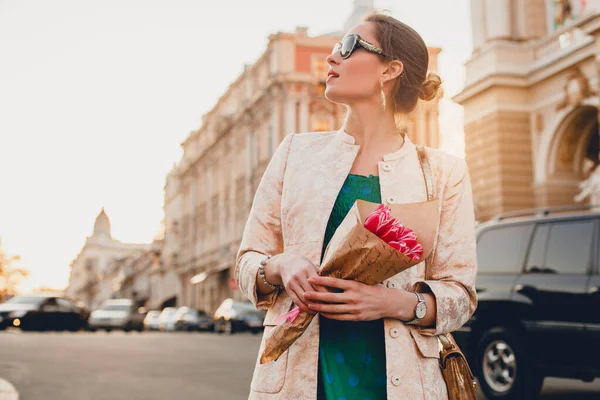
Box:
[413,157,478,336]
[235,133,294,309]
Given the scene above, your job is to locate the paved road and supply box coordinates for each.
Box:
[0,330,599,400]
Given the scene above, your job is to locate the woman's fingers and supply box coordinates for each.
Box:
[306,269,329,293]
[308,302,353,314]
[286,285,312,313]
[303,290,347,304]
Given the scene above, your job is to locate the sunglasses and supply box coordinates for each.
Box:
[332,33,388,59]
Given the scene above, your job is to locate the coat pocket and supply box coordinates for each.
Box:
[250,322,289,394]
[409,328,449,399]
[409,328,441,358]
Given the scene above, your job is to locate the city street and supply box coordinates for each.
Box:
[0,330,599,400]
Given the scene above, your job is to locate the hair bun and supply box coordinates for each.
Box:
[419,72,442,101]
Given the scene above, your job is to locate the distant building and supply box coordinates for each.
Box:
[159,1,443,314]
[65,209,149,309]
[455,0,600,221]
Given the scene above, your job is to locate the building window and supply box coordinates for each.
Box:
[312,118,331,132]
[546,0,587,33]
[312,56,328,82]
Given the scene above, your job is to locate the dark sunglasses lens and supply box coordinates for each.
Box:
[340,36,356,58]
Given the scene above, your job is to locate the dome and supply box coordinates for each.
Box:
[93,208,112,238]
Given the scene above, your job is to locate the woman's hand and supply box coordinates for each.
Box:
[269,252,328,314]
[303,276,391,321]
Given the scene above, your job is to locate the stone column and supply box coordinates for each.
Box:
[299,97,309,133]
[484,0,512,41]
[471,0,487,50]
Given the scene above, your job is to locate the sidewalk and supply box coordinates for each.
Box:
[0,378,18,400]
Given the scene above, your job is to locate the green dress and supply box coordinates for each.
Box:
[317,173,387,400]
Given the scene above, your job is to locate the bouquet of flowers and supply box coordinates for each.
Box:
[260,198,439,364]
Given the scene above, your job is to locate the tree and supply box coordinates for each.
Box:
[0,237,29,302]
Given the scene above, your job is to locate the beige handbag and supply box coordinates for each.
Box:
[416,145,478,400]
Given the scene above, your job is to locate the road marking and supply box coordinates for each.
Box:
[0,378,18,400]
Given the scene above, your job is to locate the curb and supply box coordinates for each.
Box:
[0,378,18,400]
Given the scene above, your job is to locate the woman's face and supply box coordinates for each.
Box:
[325,22,384,106]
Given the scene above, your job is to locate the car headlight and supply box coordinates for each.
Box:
[9,310,27,319]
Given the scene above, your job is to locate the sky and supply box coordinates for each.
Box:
[0,0,473,292]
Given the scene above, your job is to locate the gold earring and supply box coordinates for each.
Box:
[380,79,386,112]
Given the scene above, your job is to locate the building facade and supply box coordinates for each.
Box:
[65,209,150,309]
[161,1,443,314]
[455,0,600,222]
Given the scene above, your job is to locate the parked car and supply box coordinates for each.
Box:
[88,299,144,332]
[454,205,600,400]
[157,307,179,331]
[0,294,88,332]
[173,307,213,331]
[213,298,266,335]
[143,310,161,331]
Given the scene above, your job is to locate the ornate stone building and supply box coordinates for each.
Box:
[65,209,150,309]
[161,1,443,314]
[455,0,600,222]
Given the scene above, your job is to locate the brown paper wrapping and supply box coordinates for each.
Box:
[260,199,439,364]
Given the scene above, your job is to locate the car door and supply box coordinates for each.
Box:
[56,298,77,330]
[583,217,600,372]
[514,218,594,369]
[40,297,60,330]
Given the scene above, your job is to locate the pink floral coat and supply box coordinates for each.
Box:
[235,129,478,400]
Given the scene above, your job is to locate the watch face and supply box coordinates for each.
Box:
[416,302,427,319]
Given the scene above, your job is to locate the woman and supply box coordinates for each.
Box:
[235,13,477,400]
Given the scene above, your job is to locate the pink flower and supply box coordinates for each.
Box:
[364,204,391,233]
[364,204,423,262]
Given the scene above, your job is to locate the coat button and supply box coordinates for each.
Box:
[392,376,401,386]
[382,163,392,172]
[386,281,397,289]
[390,328,400,338]
[386,196,395,204]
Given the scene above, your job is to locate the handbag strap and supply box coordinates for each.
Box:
[416,145,454,352]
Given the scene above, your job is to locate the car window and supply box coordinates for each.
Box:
[525,224,549,272]
[543,220,595,274]
[44,298,58,307]
[5,296,46,305]
[57,298,74,312]
[477,224,533,273]
[103,305,131,312]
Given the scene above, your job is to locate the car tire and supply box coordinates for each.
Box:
[224,321,234,335]
[251,328,261,335]
[214,321,223,334]
[474,326,544,400]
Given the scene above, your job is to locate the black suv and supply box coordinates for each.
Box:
[454,205,600,400]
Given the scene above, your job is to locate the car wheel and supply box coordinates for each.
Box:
[475,326,544,400]
[214,321,223,334]
[251,328,261,335]
[105,328,111,333]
